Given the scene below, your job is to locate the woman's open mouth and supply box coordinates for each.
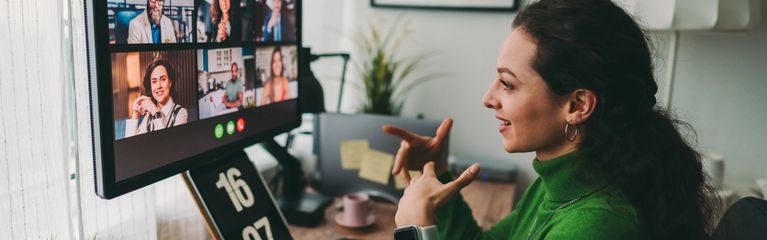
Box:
[496,116,511,132]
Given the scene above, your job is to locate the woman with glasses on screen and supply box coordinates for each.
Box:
[260,47,291,105]
[385,0,720,239]
[125,59,188,137]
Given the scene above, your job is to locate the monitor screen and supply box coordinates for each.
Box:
[86,0,301,199]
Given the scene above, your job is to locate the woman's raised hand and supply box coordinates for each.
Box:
[131,96,145,119]
[139,96,159,117]
[395,161,480,227]
[216,21,229,42]
[382,117,453,183]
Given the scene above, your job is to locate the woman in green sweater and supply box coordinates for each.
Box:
[384,0,720,239]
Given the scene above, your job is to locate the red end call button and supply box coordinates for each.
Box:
[236,118,245,132]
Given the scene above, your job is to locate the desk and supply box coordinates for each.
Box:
[289,180,516,239]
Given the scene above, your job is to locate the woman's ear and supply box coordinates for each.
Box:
[566,89,597,125]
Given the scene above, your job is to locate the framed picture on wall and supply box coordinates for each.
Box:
[371,0,518,12]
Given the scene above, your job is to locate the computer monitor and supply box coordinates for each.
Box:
[86,0,302,199]
[313,113,448,203]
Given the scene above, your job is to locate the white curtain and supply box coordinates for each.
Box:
[0,0,74,238]
[0,0,162,239]
[0,0,224,238]
[69,0,159,238]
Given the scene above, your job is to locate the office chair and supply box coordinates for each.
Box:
[712,197,767,240]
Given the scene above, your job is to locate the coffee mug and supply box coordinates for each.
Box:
[701,152,725,189]
[342,192,372,226]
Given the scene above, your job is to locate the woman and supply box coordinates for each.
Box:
[210,0,240,42]
[125,59,188,137]
[385,0,719,239]
[261,47,291,105]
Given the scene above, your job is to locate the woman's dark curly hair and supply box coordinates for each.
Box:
[513,0,720,239]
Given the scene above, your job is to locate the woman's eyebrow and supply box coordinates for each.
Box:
[497,67,517,79]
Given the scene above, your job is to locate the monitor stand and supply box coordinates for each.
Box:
[261,139,332,227]
[182,151,295,239]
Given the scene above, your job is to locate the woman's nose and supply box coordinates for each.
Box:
[482,88,498,109]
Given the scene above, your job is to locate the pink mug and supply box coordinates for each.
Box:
[342,192,372,225]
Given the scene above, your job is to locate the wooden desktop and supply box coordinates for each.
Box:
[289,180,516,239]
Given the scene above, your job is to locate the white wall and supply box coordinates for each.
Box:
[669,2,767,186]
[303,0,767,195]
[303,0,539,197]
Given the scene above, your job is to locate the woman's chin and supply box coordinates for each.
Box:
[502,141,516,153]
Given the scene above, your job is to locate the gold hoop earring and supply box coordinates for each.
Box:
[565,122,578,142]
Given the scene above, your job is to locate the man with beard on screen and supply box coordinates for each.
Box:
[128,0,177,44]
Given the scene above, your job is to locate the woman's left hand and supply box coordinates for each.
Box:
[139,97,159,116]
[395,161,480,227]
[216,21,229,42]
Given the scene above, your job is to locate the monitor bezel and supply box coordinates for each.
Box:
[85,0,303,199]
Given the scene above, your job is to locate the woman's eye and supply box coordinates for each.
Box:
[499,79,514,90]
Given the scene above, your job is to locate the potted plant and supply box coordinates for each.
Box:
[353,17,435,116]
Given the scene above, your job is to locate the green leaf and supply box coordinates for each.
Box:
[352,14,439,116]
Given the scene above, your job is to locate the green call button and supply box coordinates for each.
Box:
[214,124,224,139]
[226,121,236,135]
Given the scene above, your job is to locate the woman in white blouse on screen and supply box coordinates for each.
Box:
[125,59,188,137]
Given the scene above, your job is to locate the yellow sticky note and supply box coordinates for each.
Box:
[411,171,422,178]
[339,139,369,169]
[394,171,423,189]
[394,174,406,189]
[358,149,395,185]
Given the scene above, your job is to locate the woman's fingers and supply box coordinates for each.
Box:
[446,163,480,194]
[422,161,437,177]
[434,118,454,142]
[401,169,412,186]
[392,140,410,175]
[383,125,419,142]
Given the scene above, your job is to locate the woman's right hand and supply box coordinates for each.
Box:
[382,117,453,184]
[216,21,229,42]
[131,96,147,119]
[132,96,158,118]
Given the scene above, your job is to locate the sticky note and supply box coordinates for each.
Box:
[358,149,395,185]
[394,171,423,189]
[394,174,406,189]
[339,140,369,169]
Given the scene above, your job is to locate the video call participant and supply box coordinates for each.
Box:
[210,0,242,43]
[223,62,244,109]
[128,0,177,44]
[261,47,291,105]
[125,59,188,137]
[261,0,295,42]
[385,0,720,239]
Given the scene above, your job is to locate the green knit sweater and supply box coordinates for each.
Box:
[435,150,646,240]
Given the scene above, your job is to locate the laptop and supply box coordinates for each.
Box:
[312,113,447,203]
